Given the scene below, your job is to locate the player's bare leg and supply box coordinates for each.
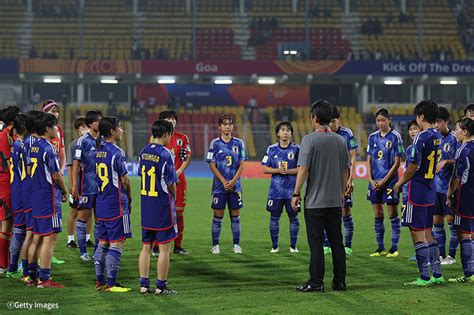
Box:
[37,233,64,288]
[230,209,242,253]
[20,230,33,281]
[155,242,176,294]
[370,204,387,256]
[211,209,224,254]
[386,204,401,257]
[173,207,187,255]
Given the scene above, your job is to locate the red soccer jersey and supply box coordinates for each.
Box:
[166,131,192,181]
[0,126,13,183]
[49,124,64,152]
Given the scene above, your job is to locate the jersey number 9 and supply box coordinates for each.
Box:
[96,163,109,192]
[377,150,383,160]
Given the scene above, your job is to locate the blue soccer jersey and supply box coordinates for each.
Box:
[367,129,404,181]
[407,128,442,206]
[30,138,62,217]
[206,137,248,194]
[402,144,413,205]
[453,141,474,218]
[21,134,37,211]
[139,144,178,230]
[74,133,100,195]
[434,131,458,194]
[95,142,129,220]
[262,142,299,199]
[337,127,358,151]
[10,139,24,211]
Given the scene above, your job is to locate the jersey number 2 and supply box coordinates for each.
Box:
[141,166,159,197]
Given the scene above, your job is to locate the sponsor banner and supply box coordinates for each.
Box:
[338,61,474,76]
[0,59,18,74]
[19,59,141,74]
[228,84,309,107]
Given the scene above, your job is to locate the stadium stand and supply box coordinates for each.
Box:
[0,0,24,59]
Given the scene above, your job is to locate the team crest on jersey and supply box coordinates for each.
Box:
[385,141,392,149]
[232,146,239,153]
[177,139,183,146]
[287,152,295,160]
[443,143,451,152]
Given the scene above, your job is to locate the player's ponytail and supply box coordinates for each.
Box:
[13,113,27,135]
[457,117,474,136]
[99,116,120,139]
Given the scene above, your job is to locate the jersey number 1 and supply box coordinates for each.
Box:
[141,166,159,197]
[424,150,442,179]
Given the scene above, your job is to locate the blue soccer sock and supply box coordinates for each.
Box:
[460,239,474,277]
[269,215,280,249]
[448,223,459,258]
[140,277,150,288]
[343,215,354,248]
[374,218,385,250]
[156,279,167,289]
[94,243,108,284]
[289,214,299,249]
[428,242,443,278]
[8,227,26,272]
[323,230,330,247]
[105,246,122,287]
[39,268,51,282]
[28,262,38,280]
[415,242,431,281]
[212,216,223,246]
[231,216,241,246]
[433,223,446,257]
[22,259,28,277]
[76,219,87,256]
[390,217,401,251]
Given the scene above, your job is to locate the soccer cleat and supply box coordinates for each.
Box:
[152,247,160,257]
[403,278,432,286]
[6,270,23,279]
[67,240,78,248]
[155,287,177,295]
[233,244,243,254]
[96,282,107,291]
[0,268,5,274]
[173,247,189,255]
[324,246,332,255]
[140,287,156,294]
[105,285,132,293]
[430,276,445,285]
[270,247,279,253]
[370,249,388,257]
[37,279,64,288]
[441,255,456,265]
[386,250,399,258]
[52,256,65,265]
[344,247,352,255]
[448,275,474,283]
[290,247,299,253]
[86,240,94,248]
[25,277,38,287]
[211,245,220,254]
[80,253,92,261]
[20,275,29,283]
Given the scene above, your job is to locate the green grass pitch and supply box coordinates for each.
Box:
[1,178,472,314]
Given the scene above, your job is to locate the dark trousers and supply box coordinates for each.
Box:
[304,207,346,286]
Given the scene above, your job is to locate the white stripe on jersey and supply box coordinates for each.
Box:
[111,154,119,188]
[462,156,470,184]
[160,162,169,194]
[340,127,354,137]
[44,152,52,185]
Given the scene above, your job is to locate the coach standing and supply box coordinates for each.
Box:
[291,101,350,292]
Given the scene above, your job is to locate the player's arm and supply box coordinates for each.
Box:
[262,165,281,174]
[378,156,400,190]
[366,154,377,188]
[121,173,132,205]
[291,165,309,210]
[229,160,244,189]
[210,162,227,184]
[446,176,459,207]
[72,160,80,199]
[435,158,454,173]
[58,147,66,174]
[348,149,356,181]
[168,183,177,198]
[52,171,68,202]
[394,162,417,193]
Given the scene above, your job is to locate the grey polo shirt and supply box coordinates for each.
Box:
[66,138,78,167]
[297,130,350,209]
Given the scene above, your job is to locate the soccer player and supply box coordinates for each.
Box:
[158,110,192,255]
[72,110,103,261]
[327,106,357,255]
[262,121,300,253]
[447,118,474,283]
[27,113,67,288]
[42,100,66,173]
[433,107,459,265]
[464,104,474,120]
[395,100,444,286]
[66,116,89,248]
[206,114,247,254]
[0,105,20,272]
[6,114,27,278]
[94,117,132,292]
[367,108,404,257]
[138,120,178,295]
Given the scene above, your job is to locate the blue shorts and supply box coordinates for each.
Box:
[142,226,177,245]
[402,202,433,230]
[32,212,62,236]
[266,198,296,214]
[13,209,25,227]
[78,194,97,210]
[211,192,243,210]
[24,209,33,231]
[343,194,353,208]
[454,214,474,234]
[367,178,399,205]
[433,192,453,216]
[96,213,132,242]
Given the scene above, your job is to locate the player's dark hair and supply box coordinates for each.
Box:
[13,113,27,135]
[275,121,293,136]
[99,116,120,139]
[26,110,43,134]
[457,117,474,136]
[41,99,59,112]
[158,110,178,122]
[414,100,439,123]
[218,113,234,125]
[37,113,57,136]
[407,119,419,131]
[436,106,450,121]
[85,110,103,127]
[310,100,333,125]
[375,107,391,119]
[464,103,474,115]
[151,119,174,138]
[331,105,340,119]
[74,116,86,131]
[2,105,20,125]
